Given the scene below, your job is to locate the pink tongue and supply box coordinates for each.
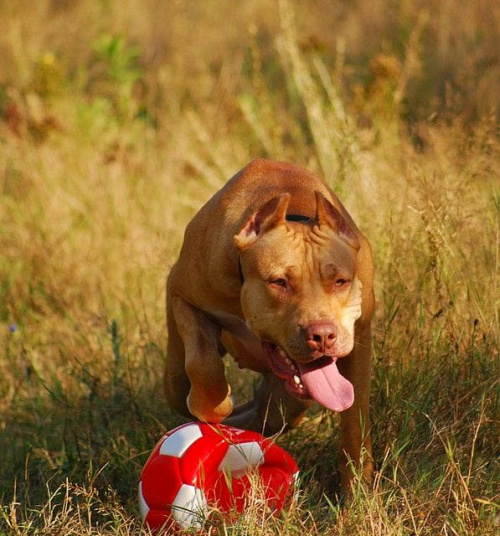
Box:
[297,359,354,412]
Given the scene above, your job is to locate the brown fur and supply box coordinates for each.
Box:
[164,159,374,491]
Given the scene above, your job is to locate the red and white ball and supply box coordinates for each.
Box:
[138,422,299,533]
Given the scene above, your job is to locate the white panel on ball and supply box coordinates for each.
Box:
[218,442,264,478]
[159,424,203,458]
[172,483,208,529]
[137,481,150,520]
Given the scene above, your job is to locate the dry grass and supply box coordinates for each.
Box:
[0,0,498,534]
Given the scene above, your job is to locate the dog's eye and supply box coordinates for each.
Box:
[270,278,287,288]
[335,278,350,288]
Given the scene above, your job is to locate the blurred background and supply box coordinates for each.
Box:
[0,1,498,534]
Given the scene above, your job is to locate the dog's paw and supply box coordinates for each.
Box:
[187,390,233,423]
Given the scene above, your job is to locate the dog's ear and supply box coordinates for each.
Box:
[234,193,291,250]
[315,192,360,250]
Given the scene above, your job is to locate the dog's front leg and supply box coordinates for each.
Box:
[337,321,373,493]
[171,296,233,423]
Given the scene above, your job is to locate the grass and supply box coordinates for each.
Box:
[0,0,498,534]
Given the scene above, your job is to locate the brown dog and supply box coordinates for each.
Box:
[164,159,374,490]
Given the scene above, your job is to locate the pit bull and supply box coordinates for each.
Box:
[164,159,374,491]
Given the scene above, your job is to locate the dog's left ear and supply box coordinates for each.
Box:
[315,192,360,250]
[234,193,291,250]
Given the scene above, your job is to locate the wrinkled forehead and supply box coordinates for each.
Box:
[244,223,357,276]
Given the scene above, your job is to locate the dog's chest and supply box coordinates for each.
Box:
[207,308,268,370]
[207,309,253,339]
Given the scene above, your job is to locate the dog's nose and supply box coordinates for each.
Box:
[306,322,336,353]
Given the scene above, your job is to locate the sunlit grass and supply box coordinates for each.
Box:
[0,0,498,534]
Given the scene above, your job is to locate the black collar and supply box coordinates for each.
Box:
[285,214,312,223]
[238,257,245,284]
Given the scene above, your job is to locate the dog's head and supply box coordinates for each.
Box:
[234,192,362,412]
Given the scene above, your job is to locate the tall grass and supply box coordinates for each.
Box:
[0,0,498,534]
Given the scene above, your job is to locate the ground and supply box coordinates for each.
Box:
[0,1,498,534]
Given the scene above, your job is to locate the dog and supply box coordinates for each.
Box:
[164,159,374,491]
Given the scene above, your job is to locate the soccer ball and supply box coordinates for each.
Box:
[138,422,299,533]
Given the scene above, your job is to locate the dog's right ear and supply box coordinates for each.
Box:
[234,193,291,250]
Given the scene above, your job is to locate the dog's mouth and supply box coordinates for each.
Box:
[262,342,354,412]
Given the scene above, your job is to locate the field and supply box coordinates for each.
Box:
[0,0,498,534]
